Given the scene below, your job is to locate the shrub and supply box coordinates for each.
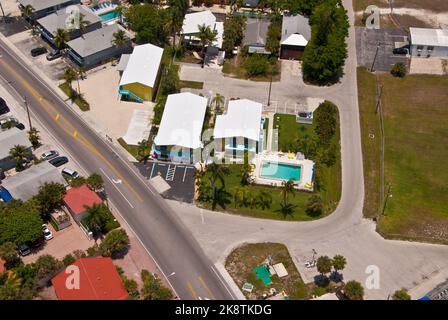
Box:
[391,62,406,77]
[244,53,269,77]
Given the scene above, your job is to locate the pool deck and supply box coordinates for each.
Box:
[89,2,117,16]
[251,152,314,191]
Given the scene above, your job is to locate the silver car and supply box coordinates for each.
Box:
[41,150,59,160]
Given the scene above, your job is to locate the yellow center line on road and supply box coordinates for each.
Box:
[198,276,216,300]
[0,59,144,203]
[187,281,198,300]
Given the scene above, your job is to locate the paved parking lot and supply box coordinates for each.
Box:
[7,30,68,82]
[22,221,94,263]
[135,161,196,203]
[355,27,409,72]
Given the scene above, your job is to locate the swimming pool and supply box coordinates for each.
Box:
[260,161,301,181]
[99,10,120,22]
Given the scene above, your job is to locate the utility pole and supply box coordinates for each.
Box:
[381,183,392,216]
[370,44,380,72]
[24,98,33,130]
[267,71,273,106]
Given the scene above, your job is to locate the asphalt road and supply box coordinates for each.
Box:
[0,38,235,300]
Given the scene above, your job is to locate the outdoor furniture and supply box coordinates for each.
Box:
[242,282,254,293]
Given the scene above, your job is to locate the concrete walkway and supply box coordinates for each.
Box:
[168,0,448,300]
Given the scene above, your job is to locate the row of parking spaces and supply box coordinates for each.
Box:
[134,161,196,203]
[355,27,409,72]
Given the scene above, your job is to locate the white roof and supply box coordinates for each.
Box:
[214,99,262,141]
[281,33,308,47]
[410,27,448,47]
[154,92,208,149]
[119,44,163,88]
[122,109,152,146]
[117,54,130,72]
[0,128,32,160]
[181,10,216,35]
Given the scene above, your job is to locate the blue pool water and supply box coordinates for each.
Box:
[99,10,120,22]
[260,162,301,181]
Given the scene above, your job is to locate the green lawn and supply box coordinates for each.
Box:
[179,79,204,89]
[225,243,310,300]
[357,68,382,219]
[58,83,90,111]
[273,114,315,153]
[357,67,448,243]
[117,138,140,160]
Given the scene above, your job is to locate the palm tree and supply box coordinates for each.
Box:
[111,29,129,48]
[206,163,230,206]
[77,66,86,81]
[62,66,78,91]
[257,190,272,210]
[28,127,40,149]
[239,164,252,186]
[211,93,224,111]
[9,145,30,165]
[137,139,150,164]
[77,13,90,36]
[22,4,34,20]
[197,24,217,68]
[280,179,295,207]
[229,0,243,13]
[165,7,183,51]
[54,28,69,51]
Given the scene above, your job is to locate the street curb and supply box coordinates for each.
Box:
[214,262,247,300]
[0,32,137,163]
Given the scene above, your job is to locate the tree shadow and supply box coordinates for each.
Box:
[314,274,330,287]
[330,271,344,283]
[111,246,129,260]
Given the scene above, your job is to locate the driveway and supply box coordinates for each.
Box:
[179,60,316,114]
[355,27,409,72]
[169,0,448,300]
[22,221,94,263]
[77,65,154,140]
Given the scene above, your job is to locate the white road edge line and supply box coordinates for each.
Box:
[104,196,181,300]
[99,168,135,209]
[210,265,238,300]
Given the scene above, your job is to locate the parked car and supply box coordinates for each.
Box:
[62,167,79,179]
[15,122,25,130]
[41,150,59,160]
[46,50,62,61]
[42,224,53,240]
[393,47,408,55]
[49,156,68,167]
[18,244,31,256]
[31,47,47,57]
[0,97,9,115]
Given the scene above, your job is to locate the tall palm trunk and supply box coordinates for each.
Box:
[0,2,6,23]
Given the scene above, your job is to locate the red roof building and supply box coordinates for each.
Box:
[63,184,102,220]
[51,257,128,300]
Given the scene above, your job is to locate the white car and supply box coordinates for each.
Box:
[42,224,53,240]
[305,260,316,268]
